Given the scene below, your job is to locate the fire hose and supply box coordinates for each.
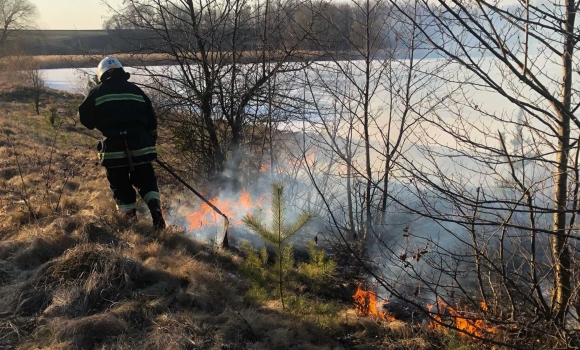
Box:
[154,159,229,248]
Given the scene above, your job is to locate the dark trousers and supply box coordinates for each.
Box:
[106,163,160,212]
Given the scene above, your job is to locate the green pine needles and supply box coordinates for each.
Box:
[242,183,311,309]
[241,183,339,328]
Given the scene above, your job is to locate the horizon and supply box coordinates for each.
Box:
[30,0,123,30]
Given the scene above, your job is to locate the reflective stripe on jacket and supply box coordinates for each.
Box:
[98,147,157,161]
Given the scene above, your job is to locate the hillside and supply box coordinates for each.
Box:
[8,30,127,56]
[0,83,445,349]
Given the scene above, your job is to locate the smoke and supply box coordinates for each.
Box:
[162,148,327,249]
[161,117,558,319]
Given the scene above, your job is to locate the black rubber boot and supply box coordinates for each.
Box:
[147,199,166,230]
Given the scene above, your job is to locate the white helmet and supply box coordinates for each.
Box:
[97,56,123,82]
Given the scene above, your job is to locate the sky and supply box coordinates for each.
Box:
[30,0,123,30]
[30,0,524,30]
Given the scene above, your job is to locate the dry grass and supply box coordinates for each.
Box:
[0,50,333,70]
[0,82,444,350]
[28,53,175,70]
[52,314,129,348]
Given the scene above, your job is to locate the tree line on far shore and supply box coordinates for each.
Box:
[1,0,425,57]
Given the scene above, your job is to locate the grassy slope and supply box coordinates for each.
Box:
[0,83,439,350]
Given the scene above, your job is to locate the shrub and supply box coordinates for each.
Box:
[242,183,311,309]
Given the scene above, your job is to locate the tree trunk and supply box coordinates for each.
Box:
[552,117,571,323]
[346,135,356,240]
[0,26,8,54]
[551,0,575,324]
[201,94,225,175]
[229,118,244,190]
[362,0,373,241]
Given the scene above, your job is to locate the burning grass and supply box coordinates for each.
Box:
[187,189,266,230]
[427,297,498,339]
[353,284,395,322]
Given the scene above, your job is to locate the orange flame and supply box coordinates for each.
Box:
[187,189,265,230]
[480,301,488,312]
[352,284,395,321]
[427,297,497,338]
[426,302,442,331]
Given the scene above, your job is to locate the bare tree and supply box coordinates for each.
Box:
[291,0,442,242]
[26,60,44,115]
[294,0,391,242]
[279,0,580,347]
[0,0,36,56]
[346,0,580,347]
[104,0,317,190]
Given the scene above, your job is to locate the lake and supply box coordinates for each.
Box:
[43,68,96,93]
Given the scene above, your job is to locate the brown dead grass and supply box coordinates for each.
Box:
[11,232,78,269]
[0,50,332,70]
[0,259,11,285]
[52,314,129,347]
[31,53,175,69]
[0,83,443,350]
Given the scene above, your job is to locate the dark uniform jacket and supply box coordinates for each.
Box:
[79,71,157,168]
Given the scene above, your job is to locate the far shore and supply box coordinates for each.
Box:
[32,54,177,70]
[1,51,350,70]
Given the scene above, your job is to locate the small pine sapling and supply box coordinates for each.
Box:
[243,183,311,310]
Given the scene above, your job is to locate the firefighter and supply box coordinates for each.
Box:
[79,57,166,229]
